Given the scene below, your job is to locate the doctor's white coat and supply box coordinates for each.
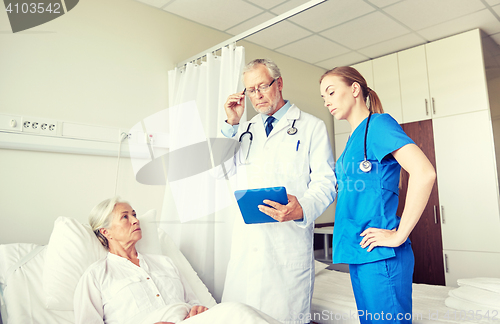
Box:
[221,104,336,323]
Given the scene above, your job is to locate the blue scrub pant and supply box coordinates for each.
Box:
[349,241,414,324]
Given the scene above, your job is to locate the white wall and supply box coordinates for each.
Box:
[0,0,228,244]
[0,0,334,245]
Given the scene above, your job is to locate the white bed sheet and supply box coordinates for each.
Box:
[311,269,500,324]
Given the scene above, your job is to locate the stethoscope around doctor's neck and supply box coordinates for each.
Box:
[238,119,298,164]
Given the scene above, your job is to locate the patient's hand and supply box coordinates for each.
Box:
[184,305,209,319]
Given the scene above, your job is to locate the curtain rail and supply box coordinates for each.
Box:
[176,0,327,68]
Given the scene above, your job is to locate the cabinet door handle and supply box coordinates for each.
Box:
[441,205,445,224]
[433,205,438,224]
[445,254,449,273]
[432,97,436,114]
[425,99,429,115]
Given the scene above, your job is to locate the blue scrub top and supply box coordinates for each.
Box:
[332,113,415,265]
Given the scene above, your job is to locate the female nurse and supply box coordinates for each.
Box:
[320,66,436,324]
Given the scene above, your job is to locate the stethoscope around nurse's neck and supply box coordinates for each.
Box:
[359,112,373,173]
[336,112,373,193]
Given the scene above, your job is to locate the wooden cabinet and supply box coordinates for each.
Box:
[398,119,445,286]
[372,53,403,123]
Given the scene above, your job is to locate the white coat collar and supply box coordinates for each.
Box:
[247,104,300,138]
[271,104,300,135]
[248,104,300,124]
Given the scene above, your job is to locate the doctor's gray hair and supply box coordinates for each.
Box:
[89,197,129,250]
[243,58,281,79]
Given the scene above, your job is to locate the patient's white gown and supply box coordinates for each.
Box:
[74,252,280,324]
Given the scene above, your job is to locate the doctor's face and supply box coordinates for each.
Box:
[103,203,142,247]
[320,74,356,120]
[243,64,283,116]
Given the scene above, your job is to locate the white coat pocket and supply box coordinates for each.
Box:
[273,142,307,180]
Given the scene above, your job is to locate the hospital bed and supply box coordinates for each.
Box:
[311,265,500,324]
[0,211,279,324]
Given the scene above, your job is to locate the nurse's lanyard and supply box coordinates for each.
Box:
[238,119,298,164]
[360,112,373,173]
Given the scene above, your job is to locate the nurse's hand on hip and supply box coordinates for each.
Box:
[224,90,246,125]
[258,194,304,222]
[359,228,406,252]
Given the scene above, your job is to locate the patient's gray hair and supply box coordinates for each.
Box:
[89,197,129,250]
[243,58,281,79]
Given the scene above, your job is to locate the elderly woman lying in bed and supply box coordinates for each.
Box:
[75,197,279,324]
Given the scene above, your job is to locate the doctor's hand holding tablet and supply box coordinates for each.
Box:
[259,193,303,222]
[234,186,304,224]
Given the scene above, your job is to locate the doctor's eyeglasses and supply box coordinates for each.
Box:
[244,79,277,97]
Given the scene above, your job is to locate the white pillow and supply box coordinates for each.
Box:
[158,229,217,308]
[457,277,500,294]
[43,210,158,311]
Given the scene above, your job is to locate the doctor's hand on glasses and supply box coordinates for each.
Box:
[258,194,304,222]
[244,78,277,97]
[224,90,246,126]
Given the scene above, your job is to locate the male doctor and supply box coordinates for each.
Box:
[220,58,336,324]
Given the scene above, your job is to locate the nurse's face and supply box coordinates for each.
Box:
[320,74,356,120]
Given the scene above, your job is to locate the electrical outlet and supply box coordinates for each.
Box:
[120,130,138,143]
[22,117,39,134]
[21,117,58,136]
[40,120,58,136]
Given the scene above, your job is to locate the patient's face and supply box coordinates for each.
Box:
[106,203,142,247]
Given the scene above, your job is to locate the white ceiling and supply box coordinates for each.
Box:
[133,0,500,69]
